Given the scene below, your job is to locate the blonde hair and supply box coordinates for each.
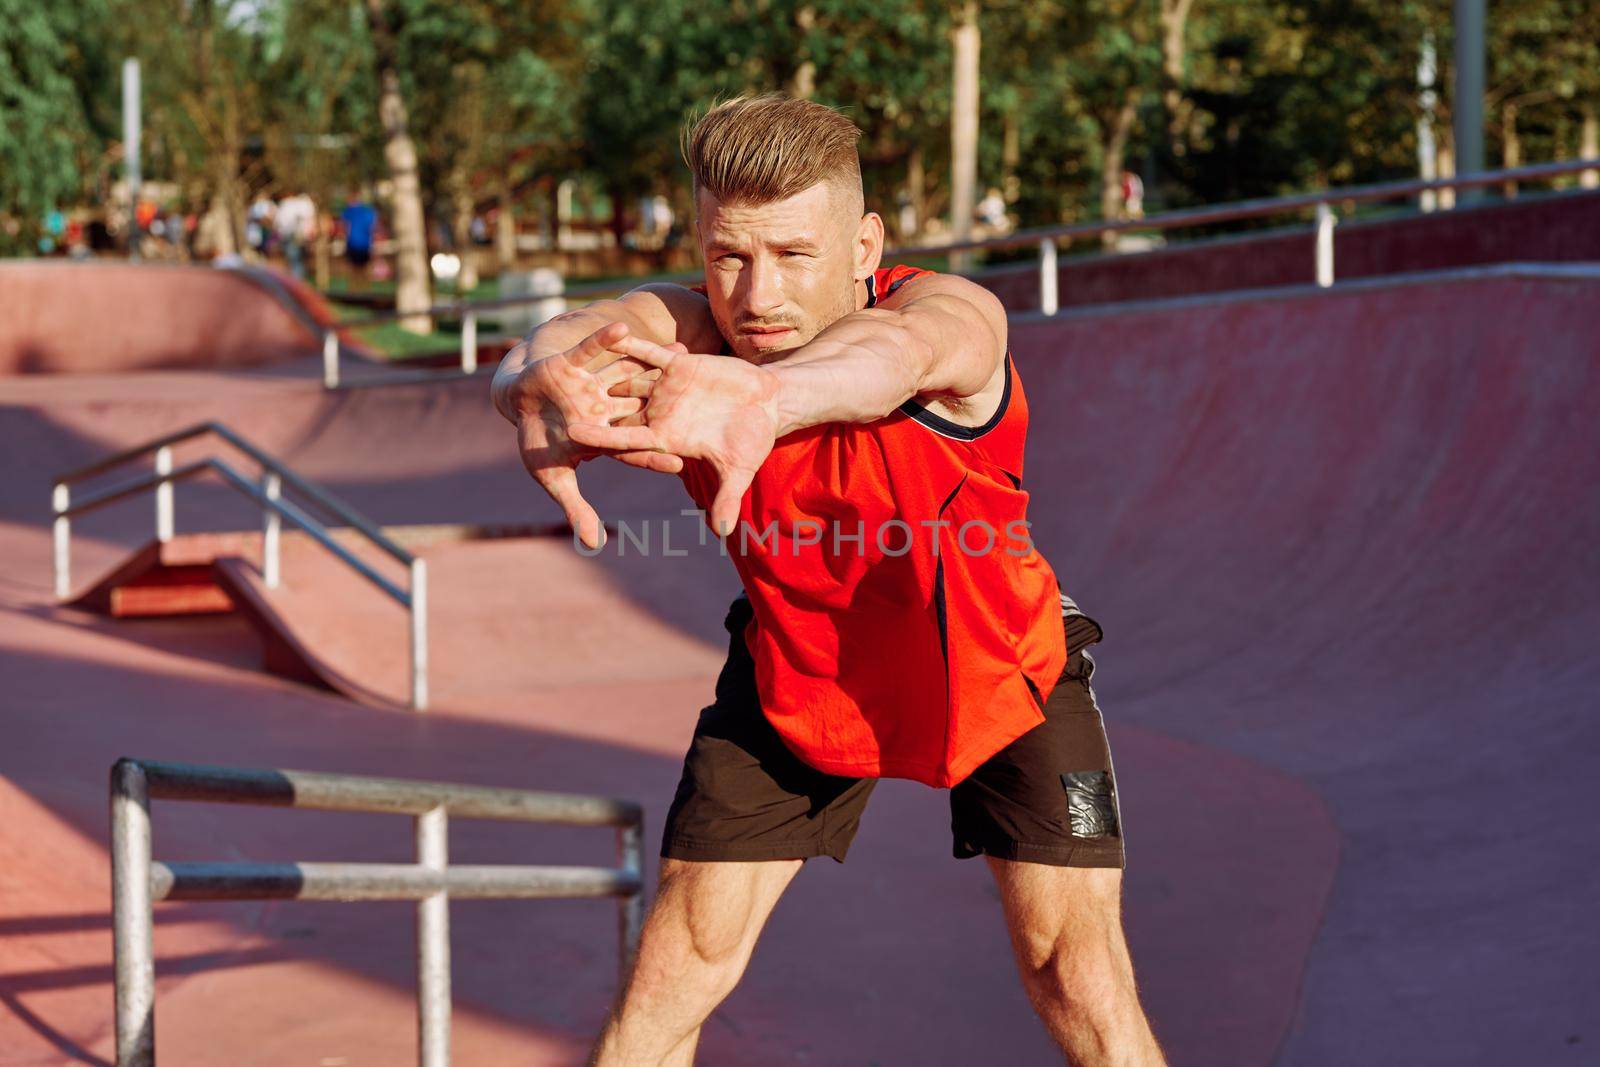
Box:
[682,94,863,211]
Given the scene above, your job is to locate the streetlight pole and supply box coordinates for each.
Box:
[1452,0,1485,204]
[123,58,142,261]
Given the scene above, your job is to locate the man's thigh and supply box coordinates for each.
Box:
[950,646,1125,868]
[661,595,878,864]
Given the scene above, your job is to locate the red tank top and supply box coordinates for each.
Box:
[680,264,1067,787]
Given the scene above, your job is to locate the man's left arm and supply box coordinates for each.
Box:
[765,273,1008,437]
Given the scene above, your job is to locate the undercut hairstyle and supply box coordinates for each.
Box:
[682,94,864,212]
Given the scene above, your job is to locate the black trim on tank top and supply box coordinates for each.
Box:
[932,474,968,670]
[898,352,1013,441]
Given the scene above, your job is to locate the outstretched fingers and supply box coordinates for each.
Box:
[529,463,606,550]
[566,421,665,454]
[709,465,755,538]
[566,321,632,370]
[614,450,684,474]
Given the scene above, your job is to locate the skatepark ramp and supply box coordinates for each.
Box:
[109,757,643,1067]
[52,421,431,709]
[0,262,366,376]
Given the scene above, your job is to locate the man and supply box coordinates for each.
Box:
[340,190,378,287]
[492,95,1166,1066]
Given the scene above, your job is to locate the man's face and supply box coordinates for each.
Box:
[696,182,880,363]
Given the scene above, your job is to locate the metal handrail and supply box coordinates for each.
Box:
[52,422,430,710]
[912,156,1600,256]
[110,757,645,1067]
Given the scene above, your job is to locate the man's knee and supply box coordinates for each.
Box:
[995,864,1132,1005]
[629,858,801,996]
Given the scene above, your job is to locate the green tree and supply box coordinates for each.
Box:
[0,0,114,254]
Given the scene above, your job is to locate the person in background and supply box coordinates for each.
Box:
[340,191,378,289]
[275,188,317,280]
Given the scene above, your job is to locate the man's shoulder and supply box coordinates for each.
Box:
[871,263,937,305]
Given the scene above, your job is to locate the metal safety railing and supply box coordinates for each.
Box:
[928,156,1600,314]
[325,155,1600,370]
[51,421,431,710]
[110,758,644,1067]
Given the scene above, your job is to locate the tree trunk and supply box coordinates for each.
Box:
[453,188,479,293]
[1100,89,1140,249]
[1580,105,1598,189]
[495,177,518,272]
[1002,109,1020,204]
[1159,0,1196,158]
[907,145,925,240]
[791,6,816,99]
[364,0,433,333]
[314,215,332,289]
[948,1,980,268]
[1501,102,1520,199]
[1437,137,1457,210]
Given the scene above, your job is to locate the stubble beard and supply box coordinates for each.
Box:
[720,280,861,366]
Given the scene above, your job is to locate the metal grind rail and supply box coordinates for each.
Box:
[51,420,430,710]
[110,757,645,1067]
[323,155,1600,387]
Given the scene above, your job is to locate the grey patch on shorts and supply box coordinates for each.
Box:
[1060,771,1119,839]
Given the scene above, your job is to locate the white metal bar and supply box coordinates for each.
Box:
[52,483,70,599]
[417,807,450,1067]
[111,760,155,1067]
[1039,238,1059,316]
[323,329,340,389]
[410,558,429,711]
[138,759,644,824]
[262,472,282,588]
[1315,202,1337,288]
[460,312,477,374]
[154,446,174,542]
[150,860,642,901]
[618,821,643,977]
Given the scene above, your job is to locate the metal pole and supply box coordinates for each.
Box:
[154,446,174,542]
[1453,0,1486,204]
[262,472,282,588]
[323,329,340,389]
[53,483,71,599]
[460,312,477,374]
[111,760,155,1067]
[1314,203,1337,288]
[416,806,451,1067]
[410,558,429,711]
[1038,238,1059,316]
[617,820,643,978]
[122,58,142,262]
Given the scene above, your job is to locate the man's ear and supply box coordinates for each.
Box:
[853,211,885,282]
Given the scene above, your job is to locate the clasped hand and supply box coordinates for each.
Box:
[510,322,780,548]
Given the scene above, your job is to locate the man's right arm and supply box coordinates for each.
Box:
[490,283,720,424]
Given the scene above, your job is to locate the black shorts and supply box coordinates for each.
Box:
[661,596,1125,869]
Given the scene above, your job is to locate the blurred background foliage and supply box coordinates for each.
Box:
[1,0,1595,258]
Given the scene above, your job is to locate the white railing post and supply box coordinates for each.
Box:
[53,483,71,599]
[460,312,477,375]
[111,760,155,1067]
[1039,237,1059,316]
[322,328,340,389]
[154,447,174,542]
[410,558,429,712]
[416,805,450,1067]
[1315,202,1337,288]
[261,472,282,589]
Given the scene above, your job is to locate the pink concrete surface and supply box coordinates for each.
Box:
[2,262,1596,1065]
[0,262,365,376]
[979,187,1600,312]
